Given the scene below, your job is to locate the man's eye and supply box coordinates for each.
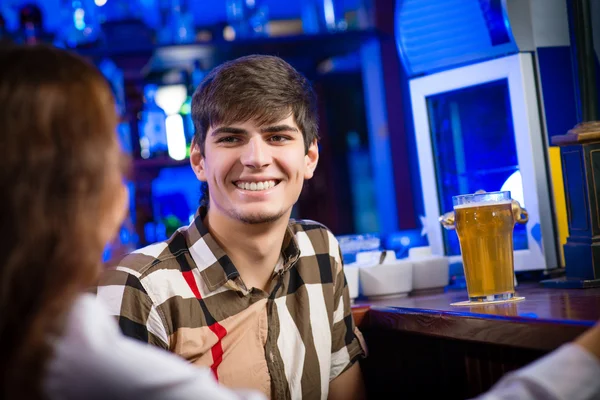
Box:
[269,135,289,142]
[217,136,240,143]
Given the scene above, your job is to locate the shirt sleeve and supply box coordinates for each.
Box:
[45,294,265,400]
[472,343,600,400]
[96,260,170,350]
[329,235,367,382]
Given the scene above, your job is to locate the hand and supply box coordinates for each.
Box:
[328,362,366,400]
[574,321,600,361]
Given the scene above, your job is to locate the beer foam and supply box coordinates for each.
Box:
[453,199,512,209]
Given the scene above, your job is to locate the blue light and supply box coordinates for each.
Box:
[73,8,86,31]
[323,0,335,29]
[519,312,539,319]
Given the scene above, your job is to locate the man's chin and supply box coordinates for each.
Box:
[233,209,288,225]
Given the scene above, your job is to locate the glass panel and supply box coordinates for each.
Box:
[426,78,528,256]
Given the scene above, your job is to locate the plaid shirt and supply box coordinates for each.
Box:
[97,208,366,400]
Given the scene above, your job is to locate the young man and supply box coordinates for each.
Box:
[98,55,366,400]
[96,54,600,400]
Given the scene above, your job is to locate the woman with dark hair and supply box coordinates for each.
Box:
[0,45,265,400]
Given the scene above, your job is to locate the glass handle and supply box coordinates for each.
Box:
[439,211,456,230]
[512,200,529,224]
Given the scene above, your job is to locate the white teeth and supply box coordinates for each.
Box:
[236,180,277,191]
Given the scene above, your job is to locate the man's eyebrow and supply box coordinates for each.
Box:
[259,125,299,133]
[211,126,248,136]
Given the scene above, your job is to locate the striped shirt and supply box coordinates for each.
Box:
[97,207,366,400]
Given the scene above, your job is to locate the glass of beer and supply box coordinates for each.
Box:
[453,191,521,303]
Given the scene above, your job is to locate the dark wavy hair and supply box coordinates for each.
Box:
[0,45,120,399]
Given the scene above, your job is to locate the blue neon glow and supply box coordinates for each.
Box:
[74,8,85,31]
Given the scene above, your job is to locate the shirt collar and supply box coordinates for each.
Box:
[185,207,301,292]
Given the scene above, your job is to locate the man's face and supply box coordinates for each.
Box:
[190,115,319,225]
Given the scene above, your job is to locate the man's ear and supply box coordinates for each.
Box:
[190,143,207,182]
[304,139,319,180]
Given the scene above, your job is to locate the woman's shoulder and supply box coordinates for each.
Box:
[44,293,132,399]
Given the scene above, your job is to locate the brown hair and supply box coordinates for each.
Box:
[191,54,319,154]
[0,45,120,399]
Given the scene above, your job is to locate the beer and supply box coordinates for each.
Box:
[454,199,515,301]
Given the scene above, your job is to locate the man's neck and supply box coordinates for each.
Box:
[203,208,291,292]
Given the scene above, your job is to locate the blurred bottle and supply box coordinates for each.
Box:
[138,84,168,159]
[170,0,195,43]
[99,59,132,155]
[179,61,203,145]
[226,0,249,38]
[247,1,268,37]
[157,0,195,44]
[226,0,268,39]
[302,0,347,33]
[17,3,44,45]
[301,1,320,34]
[58,0,101,48]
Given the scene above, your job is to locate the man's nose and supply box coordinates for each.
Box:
[240,136,272,169]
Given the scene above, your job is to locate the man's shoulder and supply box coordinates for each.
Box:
[289,218,332,235]
[110,229,193,279]
[288,219,340,257]
[117,244,178,275]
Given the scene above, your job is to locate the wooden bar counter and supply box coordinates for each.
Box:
[352,284,600,399]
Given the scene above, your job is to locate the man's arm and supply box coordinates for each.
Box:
[328,362,366,400]
[327,233,367,400]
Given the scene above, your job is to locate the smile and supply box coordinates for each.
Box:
[234,180,280,191]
